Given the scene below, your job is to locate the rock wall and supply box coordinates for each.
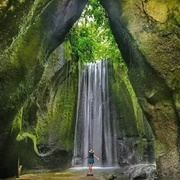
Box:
[100,0,180,179]
[0,0,180,179]
[0,0,87,178]
[108,60,155,166]
[13,43,78,174]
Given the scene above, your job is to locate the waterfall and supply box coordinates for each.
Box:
[73,59,117,167]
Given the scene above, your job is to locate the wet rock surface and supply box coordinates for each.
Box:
[122,164,156,180]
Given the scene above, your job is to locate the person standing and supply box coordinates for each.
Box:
[83,149,99,175]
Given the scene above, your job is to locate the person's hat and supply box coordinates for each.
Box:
[89,149,94,153]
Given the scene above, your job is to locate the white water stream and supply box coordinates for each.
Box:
[73,59,117,167]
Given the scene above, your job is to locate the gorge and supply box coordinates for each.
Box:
[0,0,180,179]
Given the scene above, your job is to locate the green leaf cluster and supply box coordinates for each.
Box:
[66,0,121,63]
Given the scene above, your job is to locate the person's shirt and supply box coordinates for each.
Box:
[88,152,94,159]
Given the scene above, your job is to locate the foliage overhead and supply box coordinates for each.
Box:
[66,0,122,63]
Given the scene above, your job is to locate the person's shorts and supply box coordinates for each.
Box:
[88,158,94,164]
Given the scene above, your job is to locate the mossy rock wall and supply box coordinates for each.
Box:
[0,0,180,178]
[13,44,78,173]
[1,43,78,178]
[0,0,87,178]
[108,59,154,165]
[100,0,180,179]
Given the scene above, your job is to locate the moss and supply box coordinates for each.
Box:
[8,38,78,160]
[48,72,77,151]
[35,117,49,144]
[10,18,44,73]
[11,101,41,156]
[11,106,23,133]
[154,140,165,159]
[143,0,168,23]
[110,57,155,162]
[19,0,25,3]
[31,42,78,152]
[63,40,73,61]
[16,132,40,156]
[112,59,145,136]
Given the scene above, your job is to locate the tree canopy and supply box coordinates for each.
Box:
[66,0,122,63]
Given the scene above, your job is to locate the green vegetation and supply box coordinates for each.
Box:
[68,0,152,157]
[11,107,23,133]
[155,139,165,159]
[67,0,121,63]
[10,41,77,156]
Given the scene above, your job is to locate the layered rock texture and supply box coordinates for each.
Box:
[0,0,87,178]
[100,0,180,179]
[0,0,179,179]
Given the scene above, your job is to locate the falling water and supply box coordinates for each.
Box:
[72,59,117,167]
